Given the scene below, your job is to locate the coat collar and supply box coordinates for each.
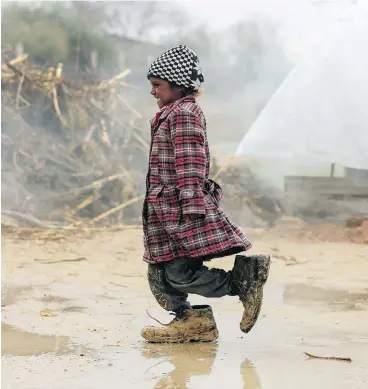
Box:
[150,95,196,130]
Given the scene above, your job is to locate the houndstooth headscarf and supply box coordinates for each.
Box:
[147,45,204,91]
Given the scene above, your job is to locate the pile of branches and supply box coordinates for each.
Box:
[1,50,150,228]
[211,159,284,228]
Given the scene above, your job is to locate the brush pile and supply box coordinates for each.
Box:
[210,159,284,228]
[1,50,149,228]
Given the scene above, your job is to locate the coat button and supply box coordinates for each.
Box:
[182,189,194,198]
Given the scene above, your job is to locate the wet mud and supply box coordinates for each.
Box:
[2,228,368,388]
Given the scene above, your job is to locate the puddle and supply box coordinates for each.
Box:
[141,342,219,387]
[241,360,262,389]
[139,342,263,388]
[1,323,89,357]
[1,285,32,307]
[284,283,368,311]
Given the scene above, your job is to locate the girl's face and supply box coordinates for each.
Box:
[149,77,182,109]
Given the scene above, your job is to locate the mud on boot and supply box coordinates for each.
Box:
[141,305,219,343]
[230,254,271,334]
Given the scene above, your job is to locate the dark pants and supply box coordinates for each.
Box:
[148,258,232,313]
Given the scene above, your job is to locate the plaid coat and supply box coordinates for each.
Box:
[142,96,252,263]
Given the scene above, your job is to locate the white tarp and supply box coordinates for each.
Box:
[235,14,368,170]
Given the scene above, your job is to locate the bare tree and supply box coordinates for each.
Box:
[103,1,190,43]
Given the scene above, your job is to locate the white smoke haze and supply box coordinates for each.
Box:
[2,0,367,226]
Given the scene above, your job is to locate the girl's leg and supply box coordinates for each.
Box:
[143,261,220,343]
[147,263,191,313]
[163,257,232,298]
[142,255,270,342]
[162,255,270,334]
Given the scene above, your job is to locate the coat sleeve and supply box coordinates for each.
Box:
[169,109,206,215]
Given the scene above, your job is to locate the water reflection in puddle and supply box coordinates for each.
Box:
[284,283,368,311]
[139,342,262,389]
[1,286,32,307]
[1,323,89,357]
[142,343,218,388]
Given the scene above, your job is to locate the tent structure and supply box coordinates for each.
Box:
[235,13,368,171]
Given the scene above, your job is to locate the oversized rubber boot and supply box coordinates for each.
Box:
[141,305,219,343]
[230,254,271,334]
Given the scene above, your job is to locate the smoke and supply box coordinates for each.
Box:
[2,0,367,226]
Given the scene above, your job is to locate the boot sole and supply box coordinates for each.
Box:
[141,328,219,343]
[240,255,271,334]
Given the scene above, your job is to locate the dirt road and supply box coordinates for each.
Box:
[2,225,368,389]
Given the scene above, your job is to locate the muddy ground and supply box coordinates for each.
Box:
[2,222,368,389]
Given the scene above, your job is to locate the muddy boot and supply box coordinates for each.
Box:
[230,254,271,334]
[141,305,219,343]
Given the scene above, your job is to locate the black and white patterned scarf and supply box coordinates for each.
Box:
[147,45,204,91]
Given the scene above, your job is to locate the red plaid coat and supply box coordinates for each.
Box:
[142,96,252,263]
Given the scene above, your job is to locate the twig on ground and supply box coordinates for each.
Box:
[109,282,127,288]
[304,352,352,362]
[34,257,87,264]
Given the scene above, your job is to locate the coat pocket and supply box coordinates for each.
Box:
[152,186,231,255]
[174,205,232,254]
[151,186,181,232]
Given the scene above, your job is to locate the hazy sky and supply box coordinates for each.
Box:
[176,0,366,59]
[178,0,363,29]
[4,0,366,60]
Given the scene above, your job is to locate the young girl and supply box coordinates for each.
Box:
[141,45,270,343]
